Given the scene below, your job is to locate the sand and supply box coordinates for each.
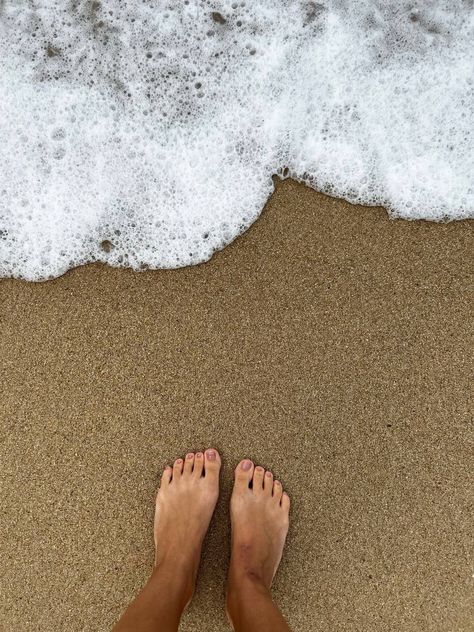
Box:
[0,179,473,631]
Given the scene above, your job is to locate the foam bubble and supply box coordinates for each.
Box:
[0,1,473,280]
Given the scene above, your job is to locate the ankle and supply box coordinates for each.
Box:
[227,566,270,600]
[155,543,199,571]
[228,542,274,590]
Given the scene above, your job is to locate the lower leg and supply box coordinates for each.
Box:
[227,573,291,632]
[113,450,221,632]
[112,561,192,632]
[226,460,292,632]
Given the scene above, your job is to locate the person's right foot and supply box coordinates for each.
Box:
[153,449,221,608]
[228,459,290,591]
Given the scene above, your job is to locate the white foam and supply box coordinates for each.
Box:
[0,1,473,280]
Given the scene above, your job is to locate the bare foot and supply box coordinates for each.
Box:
[228,459,290,591]
[153,449,221,606]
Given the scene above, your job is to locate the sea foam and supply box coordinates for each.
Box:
[0,1,473,280]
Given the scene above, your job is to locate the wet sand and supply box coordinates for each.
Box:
[1,179,473,631]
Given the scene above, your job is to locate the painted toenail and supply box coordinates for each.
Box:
[206,450,216,460]
[186,453,194,459]
[176,459,182,464]
[196,453,203,458]
[241,460,251,471]
[266,471,272,477]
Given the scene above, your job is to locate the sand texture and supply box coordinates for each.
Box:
[1,180,473,631]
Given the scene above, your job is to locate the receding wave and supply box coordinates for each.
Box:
[1,1,473,280]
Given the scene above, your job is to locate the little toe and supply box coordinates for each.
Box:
[253,466,265,493]
[273,479,283,503]
[263,470,273,495]
[193,452,204,477]
[204,449,221,480]
[160,465,172,488]
[281,491,290,512]
[173,457,184,479]
[234,459,254,489]
[183,452,195,475]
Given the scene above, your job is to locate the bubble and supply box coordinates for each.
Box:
[212,12,226,24]
[53,147,66,160]
[100,240,113,253]
[46,46,60,58]
[52,128,66,140]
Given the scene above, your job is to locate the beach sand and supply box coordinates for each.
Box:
[1,179,472,631]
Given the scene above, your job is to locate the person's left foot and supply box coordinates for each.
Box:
[153,449,221,606]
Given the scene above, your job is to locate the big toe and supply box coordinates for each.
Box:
[204,448,221,481]
[234,459,254,490]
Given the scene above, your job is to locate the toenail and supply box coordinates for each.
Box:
[275,480,281,485]
[196,452,203,458]
[265,471,272,477]
[241,460,252,471]
[206,449,216,461]
[256,466,263,473]
[186,453,194,459]
[176,459,182,465]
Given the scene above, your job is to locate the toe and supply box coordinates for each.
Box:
[204,449,221,480]
[160,465,172,488]
[234,459,254,489]
[253,466,265,493]
[273,479,283,503]
[173,457,184,479]
[281,491,290,512]
[263,470,273,495]
[183,452,195,475]
[193,452,204,477]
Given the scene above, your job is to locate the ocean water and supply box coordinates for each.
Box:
[0,1,473,281]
